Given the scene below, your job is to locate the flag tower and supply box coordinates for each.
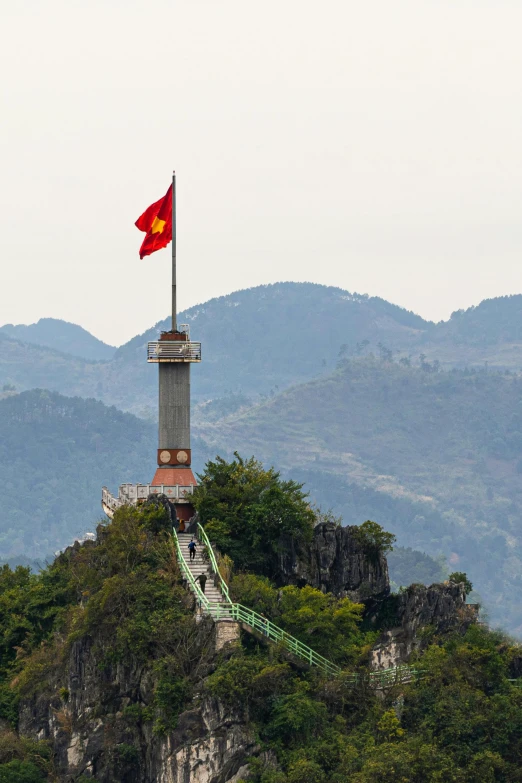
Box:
[102,173,201,523]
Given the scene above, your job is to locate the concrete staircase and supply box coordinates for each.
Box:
[176,532,228,608]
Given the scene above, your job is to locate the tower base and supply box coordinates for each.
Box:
[151,467,197,487]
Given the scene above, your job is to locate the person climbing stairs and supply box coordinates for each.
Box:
[177,532,229,609]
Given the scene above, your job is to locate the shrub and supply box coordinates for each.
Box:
[0,760,46,783]
[264,691,328,746]
[230,573,279,617]
[153,674,191,733]
[206,654,269,706]
[279,585,366,664]
[287,759,326,783]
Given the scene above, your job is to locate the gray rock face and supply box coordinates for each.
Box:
[277,522,390,601]
[19,628,255,783]
[370,581,478,669]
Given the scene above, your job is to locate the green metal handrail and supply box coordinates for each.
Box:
[197,522,232,603]
[172,530,210,609]
[230,602,340,677]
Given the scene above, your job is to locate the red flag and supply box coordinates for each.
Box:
[135,184,172,259]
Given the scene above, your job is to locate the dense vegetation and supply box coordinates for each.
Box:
[199,359,522,633]
[197,456,522,781]
[0,503,209,780]
[217,624,522,783]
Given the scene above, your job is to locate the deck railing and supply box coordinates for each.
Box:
[147,341,201,362]
[102,484,195,515]
[119,483,194,501]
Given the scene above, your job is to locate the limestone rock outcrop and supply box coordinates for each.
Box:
[370,581,478,670]
[19,627,254,783]
[277,521,390,601]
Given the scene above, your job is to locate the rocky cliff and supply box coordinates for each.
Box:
[277,522,475,669]
[19,625,254,783]
[277,521,390,601]
[370,581,478,669]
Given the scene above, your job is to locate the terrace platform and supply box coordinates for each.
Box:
[102,482,195,518]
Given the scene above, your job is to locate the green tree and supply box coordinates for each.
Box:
[265,691,328,746]
[0,760,46,783]
[448,572,473,595]
[377,710,405,742]
[193,453,314,572]
[279,585,366,663]
[352,521,396,559]
[230,573,279,617]
[287,759,325,783]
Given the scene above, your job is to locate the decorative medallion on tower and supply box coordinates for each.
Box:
[157,448,191,466]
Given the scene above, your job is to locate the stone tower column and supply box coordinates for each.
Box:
[159,362,190,452]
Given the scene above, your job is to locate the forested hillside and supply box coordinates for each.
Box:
[4,286,522,629]
[428,295,522,348]
[0,388,440,591]
[0,390,157,560]
[196,358,522,632]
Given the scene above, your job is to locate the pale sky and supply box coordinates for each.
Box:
[1,0,521,345]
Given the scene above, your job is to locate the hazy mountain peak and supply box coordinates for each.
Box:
[0,317,116,361]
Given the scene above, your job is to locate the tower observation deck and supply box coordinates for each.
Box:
[102,173,200,524]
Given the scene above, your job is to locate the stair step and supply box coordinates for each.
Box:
[175,533,229,610]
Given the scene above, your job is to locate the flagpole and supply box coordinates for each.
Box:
[172,171,177,332]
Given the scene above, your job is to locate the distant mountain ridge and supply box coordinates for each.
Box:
[2,284,522,416]
[0,317,116,361]
[0,386,462,604]
[114,282,430,360]
[427,294,522,347]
